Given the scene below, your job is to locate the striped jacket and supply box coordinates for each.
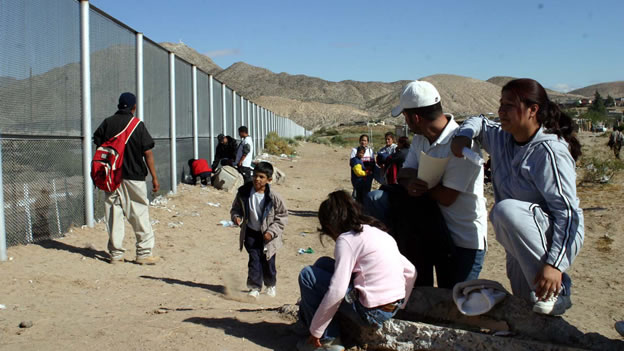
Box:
[457,115,584,272]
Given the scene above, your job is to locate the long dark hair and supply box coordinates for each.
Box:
[502,78,581,161]
[318,190,387,241]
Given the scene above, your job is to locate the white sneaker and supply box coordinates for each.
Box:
[531,291,572,316]
[266,286,276,297]
[248,288,260,298]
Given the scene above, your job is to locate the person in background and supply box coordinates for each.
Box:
[296,191,416,351]
[187,158,212,186]
[451,78,584,316]
[374,132,397,184]
[349,134,374,195]
[235,126,254,183]
[350,146,371,204]
[93,92,159,265]
[384,136,411,185]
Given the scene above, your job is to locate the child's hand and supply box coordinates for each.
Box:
[263,232,272,241]
[234,217,242,226]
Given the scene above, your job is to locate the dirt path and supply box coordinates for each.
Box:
[0,137,622,351]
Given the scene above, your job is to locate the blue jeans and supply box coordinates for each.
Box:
[298,257,400,341]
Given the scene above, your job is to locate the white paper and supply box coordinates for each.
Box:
[417,151,450,189]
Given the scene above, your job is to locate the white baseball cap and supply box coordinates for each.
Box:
[391,80,441,117]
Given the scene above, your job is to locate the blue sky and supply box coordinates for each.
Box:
[90,0,623,92]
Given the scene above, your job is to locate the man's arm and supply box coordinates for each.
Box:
[429,184,460,207]
[144,149,160,192]
[237,142,251,167]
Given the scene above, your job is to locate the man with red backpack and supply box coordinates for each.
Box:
[93,92,159,265]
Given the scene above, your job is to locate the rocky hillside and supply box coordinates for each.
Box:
[569,81,624,98]
[160,42,222,75]
[487,76,585,101]
[161,43,609,129]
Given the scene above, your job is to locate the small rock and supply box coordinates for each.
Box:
[8,257,14,261]
[19,321,33,328]
[0,304,6,310]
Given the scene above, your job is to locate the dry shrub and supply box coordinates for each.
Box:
[264,132,296,156]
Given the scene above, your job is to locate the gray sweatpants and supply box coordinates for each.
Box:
[105,179,155,259]
[490,199,582,300]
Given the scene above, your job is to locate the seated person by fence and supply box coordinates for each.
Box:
[296,191,416,351]
[187,158,212,186]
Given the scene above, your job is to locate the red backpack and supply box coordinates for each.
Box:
[91,117,141,192]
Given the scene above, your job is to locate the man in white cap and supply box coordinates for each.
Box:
[364,80,487,288]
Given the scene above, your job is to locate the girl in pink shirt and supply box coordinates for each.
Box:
[296,191,417,351]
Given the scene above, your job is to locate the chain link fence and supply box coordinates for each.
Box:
[0,0,307,249]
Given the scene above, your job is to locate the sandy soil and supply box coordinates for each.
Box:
[1,134,623,350]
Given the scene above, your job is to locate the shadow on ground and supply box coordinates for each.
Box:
[140,275,226,295]
[37,239,109,263]
[183,317,298,351]
[288,210,318,218]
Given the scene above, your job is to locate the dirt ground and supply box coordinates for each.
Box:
[1,133,623,350]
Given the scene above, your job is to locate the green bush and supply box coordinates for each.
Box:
[263,132,296,156]
[330,135,348,146]
[294,135,305,141]
[579,157,624,184]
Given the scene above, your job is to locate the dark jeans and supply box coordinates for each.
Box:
[238,166,253,183]
[192,171,211,186]
[298,257,401,341]
[243,227,276,289]
[364,187,482,288]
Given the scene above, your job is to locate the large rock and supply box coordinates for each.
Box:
[343,317,584,351]
[212,166,243,193]
[396,287,623,351]
[275,286,624,351]
[273,166,286,185]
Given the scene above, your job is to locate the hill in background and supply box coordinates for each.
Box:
[161,43,615,130]
[569,81,624,98]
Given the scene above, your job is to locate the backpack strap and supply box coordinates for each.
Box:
[113,117,141,145]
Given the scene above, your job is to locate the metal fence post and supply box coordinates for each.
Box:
[0,137,6,261]
[136,32,144,121]
[240,95,244,130]
[169,52,177,193]
[209,75,214,163]
[80,0,94,228]
[221,83,227,135]
[232,90,237,137]
[192,65,198,159]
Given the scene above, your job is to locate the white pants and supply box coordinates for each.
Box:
[490,199,582,300]
[105,179,154,258]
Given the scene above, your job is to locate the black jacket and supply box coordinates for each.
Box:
[93,109,155,181]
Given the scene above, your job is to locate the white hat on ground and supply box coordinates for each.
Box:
[452,279,509,316]
[391,80,441,117]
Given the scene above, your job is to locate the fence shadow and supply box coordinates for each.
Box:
[140,275,226,295]
[183,317,297,351]
[37,239,109,263]
[288,210,318,218]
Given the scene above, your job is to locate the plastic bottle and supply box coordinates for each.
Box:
[462,147,485,166]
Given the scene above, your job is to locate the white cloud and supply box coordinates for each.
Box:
[203,48,241,58]
[550,83,575,93]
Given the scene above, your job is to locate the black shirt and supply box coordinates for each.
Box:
[93,109,155,181]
